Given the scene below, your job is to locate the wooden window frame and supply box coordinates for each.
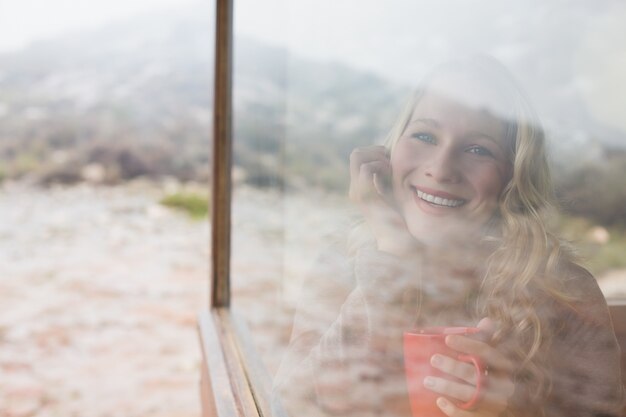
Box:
[198,1,285,416]
[197,2,626,416]
[610,299,626,389]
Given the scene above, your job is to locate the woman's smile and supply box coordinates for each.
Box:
[413,186,466,210]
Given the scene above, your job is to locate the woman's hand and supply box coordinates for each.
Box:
[349,145,415,256]
[424,318,516,417]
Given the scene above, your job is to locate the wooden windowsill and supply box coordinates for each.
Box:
[609,299,626,334]
[607,299,626,406]
[198,308,286,417]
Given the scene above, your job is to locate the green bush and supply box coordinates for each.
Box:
[14,152,40,176]
[160,192,209,219]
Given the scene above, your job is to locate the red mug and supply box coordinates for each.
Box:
[404,327,485,417]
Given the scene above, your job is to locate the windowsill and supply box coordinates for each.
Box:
[608,300,626,334]
[198,308,285,417]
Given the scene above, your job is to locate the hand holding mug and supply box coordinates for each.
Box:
[404,326,485,417]
[423,318,516,417]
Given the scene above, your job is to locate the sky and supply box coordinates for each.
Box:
[234,0,626,133]
[234,0,503,85]
[0,0,194,52]
[0,0,624,132]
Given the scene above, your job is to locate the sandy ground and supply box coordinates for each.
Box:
[0,181,348,417]
[1,181,623,417]
[0,182,209,417]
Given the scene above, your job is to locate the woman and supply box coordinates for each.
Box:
[272,56,623,417]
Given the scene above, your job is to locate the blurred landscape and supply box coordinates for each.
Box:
[1,7,625,272]
[1,4,626,416]
[0,10,402,191]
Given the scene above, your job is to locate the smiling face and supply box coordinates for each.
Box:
[390,75,512,247]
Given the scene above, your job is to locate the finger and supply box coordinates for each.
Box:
[445,335,515,373]
[436,397,476,417]
[475,317,496,342]
[349,154,389,191]
[356,145,388,155]
[349,146,387,169]
[477,317,495,333]
[357,160,385,197]
[349,149,389,199]
[424,376,476,403]
[430,354,515,414]
[431,354,479,385]
[349,146,389,182]
[353,160,390,201]
[372,169,392,199]
[424,376,508,415]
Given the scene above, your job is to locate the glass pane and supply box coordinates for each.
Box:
[0,2,212,416]
[231,1,626,416]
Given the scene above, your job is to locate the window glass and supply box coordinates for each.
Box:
[0,2,212,416]
[231,2,626,416]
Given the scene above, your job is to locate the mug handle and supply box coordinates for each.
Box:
[456,354,485,410]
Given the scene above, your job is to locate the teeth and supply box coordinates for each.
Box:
[416,189,464,207]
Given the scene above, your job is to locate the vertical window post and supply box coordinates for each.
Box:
[211,0,234,308]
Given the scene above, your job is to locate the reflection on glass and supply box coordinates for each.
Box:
[231,2,626,417]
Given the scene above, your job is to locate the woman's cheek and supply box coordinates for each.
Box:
[391,141,428,176]
[468,162,507,200]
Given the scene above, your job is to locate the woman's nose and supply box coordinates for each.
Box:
[424,147,461,183]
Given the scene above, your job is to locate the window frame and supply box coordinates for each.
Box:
[198,2,626,416]
[198,1,282,416]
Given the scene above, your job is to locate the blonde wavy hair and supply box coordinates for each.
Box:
[379,56,578,412]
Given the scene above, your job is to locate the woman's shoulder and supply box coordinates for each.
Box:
[549,260,615,332]
[544,262,625,415]
[560,262,605,301]
[558,261,613,316]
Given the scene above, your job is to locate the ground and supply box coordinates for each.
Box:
[0,181,623,417]
[0,182,208,417]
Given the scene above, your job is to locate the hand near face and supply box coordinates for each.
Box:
[424,318,516,417]
[349,145,417,256]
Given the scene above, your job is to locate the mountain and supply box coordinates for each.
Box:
[0,5,623,192]
[0,8,403,190]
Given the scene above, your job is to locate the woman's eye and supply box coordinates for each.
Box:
[411,132,436,144]
[467,146,493,157]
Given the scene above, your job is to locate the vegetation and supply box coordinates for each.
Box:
[588,234,626,275]
[555,151,626,227]
[554,214,626,276]
[160,192,209,219]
